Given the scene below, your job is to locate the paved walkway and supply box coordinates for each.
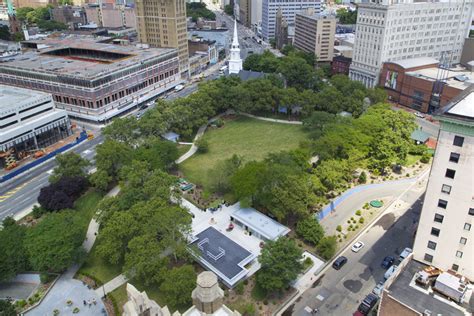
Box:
[240,113,303,125]
[291,251,325,292]
[94,274,128,297]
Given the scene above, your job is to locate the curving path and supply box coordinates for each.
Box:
[240,112,303,125]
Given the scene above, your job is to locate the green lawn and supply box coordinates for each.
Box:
[177,144,192,158]
[109,284,128,315]
[77,245,122,285]
[179,116,307,189]
[406,154,421,166]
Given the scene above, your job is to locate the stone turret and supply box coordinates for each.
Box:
[192,271,224,314]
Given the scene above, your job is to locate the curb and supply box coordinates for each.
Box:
[20,274,61,316]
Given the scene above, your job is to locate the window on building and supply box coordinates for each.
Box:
[438,199,448,209]
[465,223,472,231]
[434,214,444,223]
[445,169,456,179]
[431,227,440,237]
[424,253,433,262]
[452,264,459,271]
[453,135,464,147]
[427,241,437,250]
[441,184,452,194]
[449,152,460,163]
[469,208,474,216]
[460,237,467,245]
[456,251,463,258]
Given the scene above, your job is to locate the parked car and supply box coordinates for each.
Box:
[384,265,398,280]
[381,256,395,269]
[357,293,378,315]
[332,256,348,270]
[372,281,385,296]
[174,84,184,92]
[414,112,425,118]
[399,247,413,261]
[351,241,365,253]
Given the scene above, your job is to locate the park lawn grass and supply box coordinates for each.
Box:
[131,281,192,313]
[77,245,122,285]
[109,284,128,315]
[73,190,103,237]
[179,116,307,189]
[405,154,421,166]
[176,144,192,158]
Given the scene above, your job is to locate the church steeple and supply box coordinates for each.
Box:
[228,19,242,75]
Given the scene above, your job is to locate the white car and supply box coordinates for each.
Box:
[384,265,398,280]
[372,281,385,296]
[414,112,425,118]
[351,241,365,253]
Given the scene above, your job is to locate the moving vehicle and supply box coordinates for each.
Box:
[414,111,425,118]
[381,256,395,269]
[357,293,378,315]
[332,256,348,270]
[384,265,398,280]
[351,241,365,253]
[174,84,184,92]
[372,281,385,296]
[399,247,412,261]
[219,65,228,74]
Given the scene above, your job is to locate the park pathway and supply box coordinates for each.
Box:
[240,113,303,125]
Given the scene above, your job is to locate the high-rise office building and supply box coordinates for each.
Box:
[412,87,474,280]
[261,0,320,41]
[294,8,336,62]
[349,0,473,88]
[135,0,189,75]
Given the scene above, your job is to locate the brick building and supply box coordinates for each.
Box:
[379,57,474,113]
[331,55,351,75]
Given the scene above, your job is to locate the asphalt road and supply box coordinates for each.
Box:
[290,176,428,315]
[0,83,202,222]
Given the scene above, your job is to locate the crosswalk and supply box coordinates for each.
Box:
[0,179,33,203]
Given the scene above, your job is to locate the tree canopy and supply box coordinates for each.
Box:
[257,238,303,292]
[0,223,29,282]
[50,152,90,183]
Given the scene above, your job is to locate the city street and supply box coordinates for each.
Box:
[289,173,428,315]
[0,82,203,221]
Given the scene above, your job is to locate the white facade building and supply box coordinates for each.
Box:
[228,20,243,74]
[349,0,473,88]
[413,87,474,280]
[261,0,321,41]
[251,0,262,30]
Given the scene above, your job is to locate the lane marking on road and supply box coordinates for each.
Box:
[0,179,34,203]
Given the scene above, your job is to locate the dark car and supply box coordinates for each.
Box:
[381,256,395,269]
[357,293,378,315]
[332,256,348,270]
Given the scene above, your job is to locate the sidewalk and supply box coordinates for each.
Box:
[240,113,303,125]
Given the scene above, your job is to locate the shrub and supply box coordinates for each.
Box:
[32,205,47,219]
[420,152,431,163]
[235,282,245,295]
[73,307,80,314]
[336,225,342,232]
[406,173,410,177]
[16,300,27,308]
[263,299,269,305]
[53,309,60,316]
[347,220,351,224]
[359,217,365,224]
[243,279,248,285]
[317,236,337,260]
[363,203,369,209]
[358,171,367,184]
[295,217,325,245]
[40,273,51,284]
[355,210,362,216]
[37,176,88,211]
[354,225,359,230]
[196,139,209,153]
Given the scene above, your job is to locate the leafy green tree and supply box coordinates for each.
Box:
[296,217,325,245]
[16,7,34,22]
[358,171,367,184]
[186,2,216,20]
[257,238,303,292]
[231,161,267,207]
[50,152,89,183]
[302,111,337,139]
[209,154,242,194]
[159,265,196,309]
[95,139,132,180]
[124,234,169,286]
[224,4,233,15]
[133,137,179,170]
[196,138,209,153]
[0,223,29,281]
[37,20,68,31]
[366,87,387,105]
[103,117,139,145]
[317,236,337,260]
[0,300,16,316]
[25,211,84,272]
[315,159,351,191]
[336,8,357,24]
[90,169,112,192]
[278,55,315,90]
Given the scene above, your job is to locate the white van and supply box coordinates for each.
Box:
[384,265,398,280]
[174,84,184,92]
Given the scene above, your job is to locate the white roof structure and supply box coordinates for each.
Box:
[390,57,439,69]
[232,206,290,241]
[446,91,474,119]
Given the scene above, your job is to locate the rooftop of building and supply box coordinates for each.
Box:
[388,57,439,70]
[296,10,336,20]
[232,207,291,241]
[436,86,474,122]
[0,85,51,113]
[0,35,176,80]
[385,259,466,316]
[334,45,353,52]
[406,66,474,91]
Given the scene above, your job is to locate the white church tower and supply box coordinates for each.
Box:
[228,19,242,74]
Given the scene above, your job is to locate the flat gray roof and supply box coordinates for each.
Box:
[387,260,465,316]
[1,35,177,80]
[232,206,290,241]
[389,57,439,69]
[0,85,50,113]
